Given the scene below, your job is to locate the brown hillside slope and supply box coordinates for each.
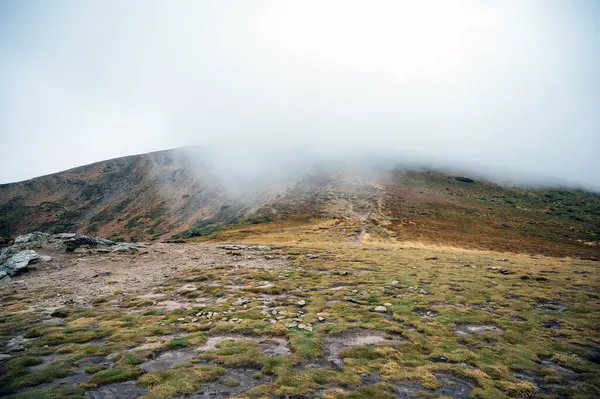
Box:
[1,149,599,258]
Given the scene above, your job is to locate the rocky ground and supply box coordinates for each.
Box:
[0,230,599,398]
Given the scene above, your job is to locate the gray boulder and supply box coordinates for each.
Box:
[59,235,114,252]
[14,232,49,245]
[0,250,40,278]
[9,231,115,253]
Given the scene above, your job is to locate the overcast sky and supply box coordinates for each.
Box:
[1,1,599,189]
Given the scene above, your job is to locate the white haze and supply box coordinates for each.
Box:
[1,1,599,190]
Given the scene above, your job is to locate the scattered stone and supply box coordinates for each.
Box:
[318,317,326,322]
[304,325,314,332]
[296,300,306,307]
[391,280,399,285]
[233,298,249,306]
[285,323,298,328]
[270,319,277,324]
[383,303,392,307]
[373,306,387,313]
[298,323,306,329]
[425,256,438,260]
[413,307,438,318]
[345,297,362,304]
[0,354,11,362]
[305,253,319,259]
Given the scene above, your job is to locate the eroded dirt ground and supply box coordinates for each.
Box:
[0,240,599,398]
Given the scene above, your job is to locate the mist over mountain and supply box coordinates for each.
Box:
[1,1,599,189]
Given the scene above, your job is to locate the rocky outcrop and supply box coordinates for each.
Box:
[0,232,135,279]
[5,232,115,254]
[0,250,40,278]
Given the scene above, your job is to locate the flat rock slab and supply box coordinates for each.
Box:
[393,374,473,399]
[85,381,147,399]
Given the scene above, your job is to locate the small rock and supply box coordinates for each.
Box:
[111,243,139,254]
[298,323,306,329]
[425,256,438,260]
[233,298,249,306]
[270,319,277,324]
[304,325,314,332]
[391,280,399,285]
[296,300,306,307]
[285,323,298,328]
[373,306,387,313]
[0,354,11,362]
[419,289,428,295]
[383,303,392,307]
[345,298,362,304]
[318,317,325,322]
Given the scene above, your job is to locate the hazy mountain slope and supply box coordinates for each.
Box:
[0,148,241,241]
[1,148,599,258]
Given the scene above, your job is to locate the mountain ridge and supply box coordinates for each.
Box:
[1,147,599,259]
